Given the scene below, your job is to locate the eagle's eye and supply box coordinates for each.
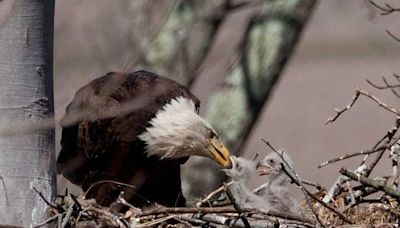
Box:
[208,130,217,139]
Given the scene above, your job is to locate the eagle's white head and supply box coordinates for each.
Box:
[138,97,232,168]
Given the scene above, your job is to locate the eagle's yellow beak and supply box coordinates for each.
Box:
[208,137,232,168]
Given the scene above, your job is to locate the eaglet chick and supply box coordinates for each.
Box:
[223,156,269,210]
[257,151,304,216]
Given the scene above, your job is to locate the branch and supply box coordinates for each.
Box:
[32,186,61,212]
[339,168,400,198]
[319,135,400,168]
[367,77,400,98]
[325,90,360,125]
[32,215,59,228]
[345,185,380,205]
[361,89,400,114]
[326,89,400,125]
[138,206,314,224]
[367,78,400,90]
[365,118,400,177]
[386,29,400,42]
[224,184,251,228]
[279,164,353,224]
[368,0,400,15]
[195,181,233,207]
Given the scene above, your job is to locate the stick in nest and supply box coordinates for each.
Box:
[339,168,400,198]
[195,181,233,207]
[139,206,314,224]
[32,186,61,212]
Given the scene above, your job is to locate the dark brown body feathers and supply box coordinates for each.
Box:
[57,71,199,207]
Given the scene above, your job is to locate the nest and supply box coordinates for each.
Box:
[36,173,399,228]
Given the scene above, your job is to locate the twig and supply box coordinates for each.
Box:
[394,73,400,82]
[57,214,62,228]
[139,206,314,224]
[322,175,349,203]
[339,168,400,198]
[196,181,233,207]
[325,89,400,125]
[179,216,219,227]
[279,164,353,224]
[69,193,82,211]
[383,76,400,98]
[367,78,400,98]
[177,216,215,227]
[224,183,251,228]
[33,214,59,228]
[325,90,360,125]
[345,185,380,205]
[200,213,230,225]
[117,191,141,213]
[386,29,400,42]
[365,128,400,178]
[360,120,399,168]
[319,135,400,168]
[367,77,400,98]
[323,164,369,204]
[390,141,400,189]
[0,176,9,206]
[358,89,400,115]
[135,215,177,228]
[85,205,125,227]
[252,152,259,161]
[32,186,61,211]
[83,180,150,204]
[368,0,400,15]
[362,117,400,180]
[61,203,73,228]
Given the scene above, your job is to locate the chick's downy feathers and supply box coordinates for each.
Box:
[257,150,305,216]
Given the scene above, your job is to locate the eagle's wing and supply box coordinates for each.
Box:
[57,71,199,206]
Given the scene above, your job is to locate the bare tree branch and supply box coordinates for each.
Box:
[340,168,400,198]
[386,29,400,42]
[368,0,400,15]
[326,89,400,125]
[319,135,400,168]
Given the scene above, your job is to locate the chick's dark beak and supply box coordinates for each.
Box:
[208,137,232,169]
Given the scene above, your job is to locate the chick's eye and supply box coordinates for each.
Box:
[268,159,274,164]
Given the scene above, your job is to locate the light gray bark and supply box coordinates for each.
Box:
[133,0,227,86]
[0,0,56,226]
[183,0,317,203]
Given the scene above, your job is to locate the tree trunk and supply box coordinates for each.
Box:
[130,0,228,86]
[183,0,317,203]
[0,0,56,226]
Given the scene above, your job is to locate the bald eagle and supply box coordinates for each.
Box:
[57,70,232,208]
